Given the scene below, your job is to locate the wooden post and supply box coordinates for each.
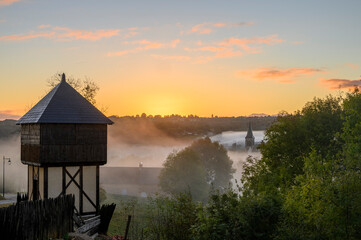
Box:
[124,215,132,240]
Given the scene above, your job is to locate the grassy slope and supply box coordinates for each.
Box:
[102,193,149,238]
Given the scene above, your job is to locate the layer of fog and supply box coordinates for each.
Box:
[210,131,264,183]
[107,119,191,167]
[108,129,265,183]
[0,136,27,193]
[0,123,264,194]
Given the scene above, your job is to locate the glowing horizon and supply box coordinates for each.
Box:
[1,0,361,119]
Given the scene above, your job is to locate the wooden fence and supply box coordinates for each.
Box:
[0,194,74,240]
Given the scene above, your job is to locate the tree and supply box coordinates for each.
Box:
[159,138,235,201]
[238,95,345,238]
[189,137,235,190]
[47,72,99,105]
[244,96,343,194]
[270,92,361,239]
[159,148,209,201]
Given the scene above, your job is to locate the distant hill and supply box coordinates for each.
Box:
[108,115,276,145]
[0,119,20,140]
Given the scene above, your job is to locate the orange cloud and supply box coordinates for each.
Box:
[151,54,191,61]
[320,78,361,91]
[108,39,179,57]
[0,0,20,6]
[38,24,51,29]
[237,67,322,83]
[0,32,56,41]
[0,25,120,41]
[107,49,137,57]
[185,46,226,52]
[190,22,254,34]
[125,40,164,49]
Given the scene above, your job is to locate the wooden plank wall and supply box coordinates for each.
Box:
[21,124,107,166]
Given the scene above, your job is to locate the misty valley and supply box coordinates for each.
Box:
[0,116,267,196]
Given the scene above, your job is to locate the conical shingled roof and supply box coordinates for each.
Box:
[17,74,113,125]
[245,122,254,139]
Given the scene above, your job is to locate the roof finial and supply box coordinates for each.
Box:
[61,73,66,82]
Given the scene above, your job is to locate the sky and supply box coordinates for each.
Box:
[1,0,361,119]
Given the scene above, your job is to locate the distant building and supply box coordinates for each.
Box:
[245,122,255,150]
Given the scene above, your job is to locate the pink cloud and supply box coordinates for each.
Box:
[128,40,163,49]
[191,23,214,34]
[190,22,254,34]
[346,63,359,69]
[184,35,281,63]
[218,35,283,52]
[124,31,138,38]
[237,67,323,83]
[38,24,51,29]
[53,27,120,41]
[170,39,180,48]
[320,78,361,91]
[0,0,20,6]
[0,25,120,41]
[0,110,20,120]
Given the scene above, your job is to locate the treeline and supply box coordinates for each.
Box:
[0,116,274,142]
[109,115,275,139]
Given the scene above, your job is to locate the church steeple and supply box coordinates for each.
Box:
[245,122,255,149]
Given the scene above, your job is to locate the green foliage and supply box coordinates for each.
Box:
[143,193,197,240]
[192,189,281,240]
[239,94,361,239]
[159,148,209,201]
[106,193,196,240]
[159,138,234,201]
[251,96,343,193]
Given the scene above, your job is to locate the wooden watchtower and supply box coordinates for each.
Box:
[17,73,113,215]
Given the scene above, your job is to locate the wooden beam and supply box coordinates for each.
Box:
[27,166,29,200]
[65,168,97,209]
[65,168,80,190]
[96,165,99,214]
[80,166,83,214]
[62,166,66,195]
[44,167,48,199]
